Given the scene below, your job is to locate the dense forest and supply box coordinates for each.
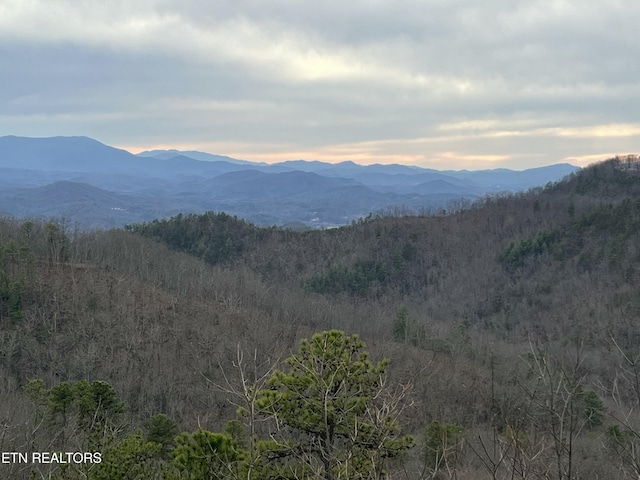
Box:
[2,155,640,478]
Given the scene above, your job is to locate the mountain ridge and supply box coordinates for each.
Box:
[0,135,580,228]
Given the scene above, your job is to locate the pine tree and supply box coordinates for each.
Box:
[258,330,413,479]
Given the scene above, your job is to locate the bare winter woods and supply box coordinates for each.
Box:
[2,157,640,478]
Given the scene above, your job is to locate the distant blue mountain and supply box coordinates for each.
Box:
[200,170,364,199]
[138,149,261,165]
[0,135,580,228]
[0,135,138,173]
[441,164,578,189]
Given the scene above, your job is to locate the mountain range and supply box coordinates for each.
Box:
[0,135,579,229]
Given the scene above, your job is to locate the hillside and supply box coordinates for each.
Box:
[1,155,639,478]
[129,157,640,342]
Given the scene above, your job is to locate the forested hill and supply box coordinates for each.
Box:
[127,155,640,338]
[2,155,640,478]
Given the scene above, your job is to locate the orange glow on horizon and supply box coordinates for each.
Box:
[116,142,639,171]
[117,144,507,169]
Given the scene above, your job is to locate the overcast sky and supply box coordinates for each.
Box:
[1,1,639,169]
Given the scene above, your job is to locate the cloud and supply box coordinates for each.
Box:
[1,0,638,168]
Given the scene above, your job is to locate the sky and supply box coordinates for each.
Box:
[1,1,639,170]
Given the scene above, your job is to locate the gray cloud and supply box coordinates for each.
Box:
[1,0,638,168]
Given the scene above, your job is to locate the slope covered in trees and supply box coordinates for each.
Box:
[128,156,640,343]
[1,156,640,478]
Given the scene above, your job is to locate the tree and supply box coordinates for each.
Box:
[210,344,279,479]
[518,343,591,480]
[44,221,68,268]
[0,238,33,323]
[423,421,464,479]
[73,380,125,449]
[172,429,243,480]
[143,413,179,454]
[606,424,640,478]
[24,379,125,451]
[89,432,165,480]
[257,330,413,479]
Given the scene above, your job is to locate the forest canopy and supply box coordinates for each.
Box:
[1,157,640,478]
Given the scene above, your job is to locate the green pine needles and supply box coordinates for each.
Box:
[257,330,413,480]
